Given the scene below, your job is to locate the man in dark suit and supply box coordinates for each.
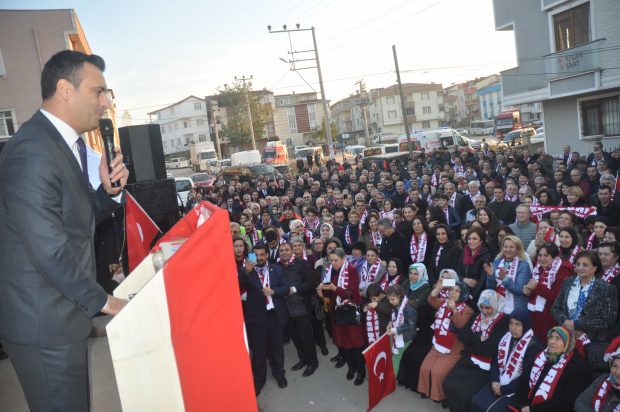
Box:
[276,242,318,377]
[377,218,412,267]
[239,243,290,395]
[0,50,129,411]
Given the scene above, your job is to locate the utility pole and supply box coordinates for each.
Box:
[393,45,412,157]
[207,97,222,159]
[268,24,335,160]
[355,79,371,147]
[235,75,257,150]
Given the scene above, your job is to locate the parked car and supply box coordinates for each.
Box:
[165,157,190,169]
[502,127,537,146]
[174,177,194,208]
[293,145,310,158]
[343,145,366,164]
[222,164,277,182]
[273,164,291,175]
[190,173,215,189]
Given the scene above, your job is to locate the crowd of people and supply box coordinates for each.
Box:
[195,142,619,411]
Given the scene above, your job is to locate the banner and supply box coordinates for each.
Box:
[125,191,161,272]
[530,205,596,223]
[363,333,396,411]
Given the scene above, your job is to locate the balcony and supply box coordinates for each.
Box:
[544,39,603,81]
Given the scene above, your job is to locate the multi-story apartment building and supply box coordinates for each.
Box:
[331,94,370,145]
[273,92,327,147]
[478,83,502,120]
[148,96,212,156]
[0,9,118,152]
[493,0,620,154]
[368,83,445,136]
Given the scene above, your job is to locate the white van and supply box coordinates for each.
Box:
[398,129,469,152]
[230,150,261,166]
[343,145,366,163]
[166,157,191,169]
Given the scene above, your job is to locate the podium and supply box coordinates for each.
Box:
[107,203,257,411]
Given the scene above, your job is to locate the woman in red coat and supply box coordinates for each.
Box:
[522,242,572,344]
[317,247,367,385]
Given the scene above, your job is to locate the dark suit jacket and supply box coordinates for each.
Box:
[0,110,122,346]
[239,263,289,326]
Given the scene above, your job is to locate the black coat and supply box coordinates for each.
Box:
[457,246,493,304]
[238,264,290,326]
[427,242,461,285]
[277,258,315,318]
[379,229,412,267]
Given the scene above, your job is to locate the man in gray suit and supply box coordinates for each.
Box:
[0,50,129,411]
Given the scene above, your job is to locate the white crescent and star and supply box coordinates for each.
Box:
[136,222,144,242]
[373,351,387,382]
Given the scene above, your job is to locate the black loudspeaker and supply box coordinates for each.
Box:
[118,125,166,184]
[125,179,180,233]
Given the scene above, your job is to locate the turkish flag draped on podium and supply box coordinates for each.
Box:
[107,202,257,411]
[363,333,396,411]
[125,191,160,272]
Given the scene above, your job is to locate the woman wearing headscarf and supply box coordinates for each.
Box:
[457,226,493,307]
[515,326,591,412]
[427,223,461,285]
[443,290,509,412]
[397,263,435,389]
[523,242,572,344]
[558,226,582,265]
[575,335,620,411]
[319,222,334,240]
[316,248,367,385]
[471,309,544,412]
[418,279,474,403]
[484,235,532,315]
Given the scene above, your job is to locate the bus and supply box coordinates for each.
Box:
[468,120,495,136]
[495,109,521,140]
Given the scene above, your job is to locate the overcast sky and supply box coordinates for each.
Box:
[5,0,517,123]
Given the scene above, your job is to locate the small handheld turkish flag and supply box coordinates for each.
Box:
[125,192,161,272]
[363,333,396,411]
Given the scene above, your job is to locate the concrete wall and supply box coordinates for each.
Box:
[0,10,77,129]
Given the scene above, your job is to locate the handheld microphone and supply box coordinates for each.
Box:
[99,118,120,188]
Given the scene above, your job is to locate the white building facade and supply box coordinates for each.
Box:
[148,96,213,156]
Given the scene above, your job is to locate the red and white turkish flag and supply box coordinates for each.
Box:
[363,333,396,411]
[125,191,161,272]
[108,202,257,412]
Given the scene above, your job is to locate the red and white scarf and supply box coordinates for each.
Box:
[432,300,466,354]
[453,164,464,174]
[249,228,260,245]
[303,229,314,246]
[410,232,428,263]
[436,245,444,267]
[431,173,440,187]
[495,258,519,313]
[603,263,620,283]
[366,307,381,344]
[586,232,597,250]
[381,274,401,292]
[566,245,581,265]
[303,216,320,232]
[592,376,620,412]
[361,259,382,286]
[324,263,351,306]
[370,230,382,247]
[360,209,368,225]
[448,192,457,208]
[392,296,409,353]
[528,257,562,312]
[277,255,296,265]
[257,265,274,309]
[505,194,518,202]
[497,329,534,386]
[529,350,574,405]
[470,312,505,370]
[344,223,361,246]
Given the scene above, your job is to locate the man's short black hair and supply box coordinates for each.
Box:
[41,50,105,100]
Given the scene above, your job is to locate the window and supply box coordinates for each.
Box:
[176,137,181,145]
[0,111,15,137]
[196,118,205,127]
[580,95,620,137]
[386,96,395,104]
[0,47,7,76]
[422,121,431,128]
[287,106,297,133]
[554,2,590,51]
[421,92,430,100]
[422,106,431,114]
[198,134,207,142]
[286,138,293,146]
[387,110,397,119]
[183,120,190,128]
[405,107,415,116]
[194,102,202,110]
[308,104,317,129]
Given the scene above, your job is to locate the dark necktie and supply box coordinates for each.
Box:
[76,136,89,184]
